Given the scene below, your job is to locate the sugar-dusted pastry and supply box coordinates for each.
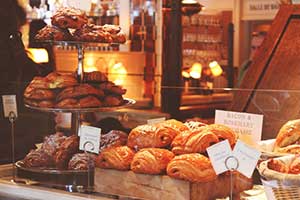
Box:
[35,25,72,41]
[23,149,54,168]
[41,132,66,156]
[159,119,189,133]
[127,124,178,150]
[171,129,219,155]
[100,130,128,152]
[204,124,237,147]
[274,119,300,151]
[131,148,174,174]
[267,158,289,173]
[95,146,135,170]
[51,7,88,29]
[184,120,207,131]
[68,153,96,170]
[167,153,217,182]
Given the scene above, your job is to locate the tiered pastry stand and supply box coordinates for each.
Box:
[16,40,135,192]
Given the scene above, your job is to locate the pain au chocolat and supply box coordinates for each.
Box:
[51,7,88,29]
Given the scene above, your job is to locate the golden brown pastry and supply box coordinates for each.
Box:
[23,149,54,168]
[68,153,96,170]
[99,81,127,95]
[51,7,88,29]
[101,24,126,43]
[100,130,128,152]
[24,86,55,100]
[275,144,300,154]
[35,25,72,41]
[203,124,237,147]
[274,119,300,151]
[78,96,102,108]
[103,95,124,106]
[184,120,207,131]
[167,153,217,182]
[24,98,55,108]
[127,124,178,150]
[95,146,135,170]
[159,119,189,133]
[84,71,108,83]
[73,24,113,43]
[289,155,300,174]
[171,129,219,155]
[267,158,289,173]
[56,98,79,108]
[131,148,174,175]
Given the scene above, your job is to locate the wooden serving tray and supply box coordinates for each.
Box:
[94,168,253,200]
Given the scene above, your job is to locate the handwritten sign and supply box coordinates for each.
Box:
[79,125,101,154]
[147,117,166,125]
[2,95,18,118]
[215,110,263,145]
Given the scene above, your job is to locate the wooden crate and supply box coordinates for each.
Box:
[94,168,253,200]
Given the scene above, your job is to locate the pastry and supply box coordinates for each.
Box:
[23,149,54,168]
[131,148,174,175]
[56,98,79,108]
[101,24,126,43]
[274,119,300,151]
[56,84,104,102]
[24,86,55,100]
[24,98,55,108]
[54,135,79,169]
[289,155,300,174]
[73,24,113,43]
[103,95,124,106]
[84,71,108,83]
[35,25,72,41]
[171,129,219,155]
[51,7,88,29]
[41,132,66,156]
[99,81,127,95]
[68,153,96,170]
[184,120,207,131]
[78,96,102,108]
[275,144,300,154]
[167,153,217,182]
[127,124,178,150]
[159,119,189,133]
[100,130,128,152]
[203,124,237,147]
[267,158,289,173]
[95,146,135,170]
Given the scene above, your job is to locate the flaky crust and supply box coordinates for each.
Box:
[203,124,237,147]
[35,25,72,41]
[23,149,54,168]
[56,84,104,101]
[24,98,55,108]
[274,119,300,150]
[73,24,113,43]
[159,119,189,133]
[100,130,128,152]
[167,153,217,182]
[184,121,207,131]
[68,153,96,170]
[289,155,300,174]
[41,132,66,156]
[171,129,219,155]
[131,148,174,175]
[24,86,55,100]
[95,146,135,170]
[127,124,178,150]
[51,7,88,29]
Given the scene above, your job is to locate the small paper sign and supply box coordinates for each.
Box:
[2,95,18,118]
[79,125,101,154]
[206,140,233,175]
[232,140,261,178]
[147,117,166,125]
[215,110,263,145]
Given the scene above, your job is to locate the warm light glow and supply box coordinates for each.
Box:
[91,0,98,3]
[209,61,223,77]
[84,57,98,72]
[109,62,127,85]
[182,0,198,4]
[182,71,190,78]
[189,62,202,79]
[27,48,49,63]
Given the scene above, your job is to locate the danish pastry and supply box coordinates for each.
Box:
[131,148,174,174]
[100,130,128,152]
[35,25,72,41]
[203,124,237,147]
[95,146,135,170]
[68,153,96,170]
[23,149,54,168]
[51,7,88,29]
[167,153,217,182]
[41,132,66,156]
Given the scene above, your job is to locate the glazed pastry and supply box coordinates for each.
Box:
[127,124,178,150]
[171,129,219,155]
[24,98,55,108]
[24,86,55,100]
[41,132,66,156]
[51,7,88,29]
[274,119,300,151]
[289,155,300,174]
[35,25,72,41]
[84,71,108,83]
[101,24,126,43]
[95,146,135,170]
[184,120,207,131]
[54,135,79,169]
[56,98,79,108]
[100,130,128,152]
[73,24,113,43]
[103,95,124,106]
[203,124,237,147]
[23,149,54,168]
[159,119,189,133]
[275,144,300,154]
[267,158,289,173]
[99,81,127,95]
[167,153,217,182]
[131,148,174,175]
[56,84,104,102]
[68,153,96,170]
[78,96,102,108]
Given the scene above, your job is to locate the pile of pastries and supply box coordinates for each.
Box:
[267,155,300,174]
[35,7,126,43]
[95,119,238,183]
[24,71,126,108]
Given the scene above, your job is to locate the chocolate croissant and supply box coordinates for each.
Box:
[23,149,54,168]
[159,119,189,133]
[95,146,135,170]
[131,148,174,175]
[171,129,219,155]
[68,153,96,170]
[41,132,66,156]
[127,124,178,150]
[204,124,237,147]
[167,153,217,182]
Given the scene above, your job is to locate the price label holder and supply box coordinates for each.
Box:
[2,95,18,182]
[147,117,166,125]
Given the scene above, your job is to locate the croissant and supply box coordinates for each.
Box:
[171,129,219,155]
[159,119,189,133]
[95,146,135,170]
[127,124,177,150]
[131,148,174,175]
[203,124,237,147]
[167,153,217,182]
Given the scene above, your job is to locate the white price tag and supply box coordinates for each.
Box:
[2,95,18,118]
[215,110,263,145]
[206,140,233,175]
[79,125,101,154]
[147,117,166,125]
[232,140,261,178]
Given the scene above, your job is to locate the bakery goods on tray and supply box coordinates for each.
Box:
[204,124,237,147]
[73,24,113,43]
[101,24,126,43]
[100,130,128,152]
[23,149,54,168]
[84,71,108,83]
[34,25,72,41]
[131,148,174,175]
[24,86,56,100]
[166,153,217,182]
[184,120,207,131]
[56,84,104,101]
[68,153,96,170]
[159,119,189,133]
[95,146,135,170]
[41,132,66,156]
[51,7,88,29]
